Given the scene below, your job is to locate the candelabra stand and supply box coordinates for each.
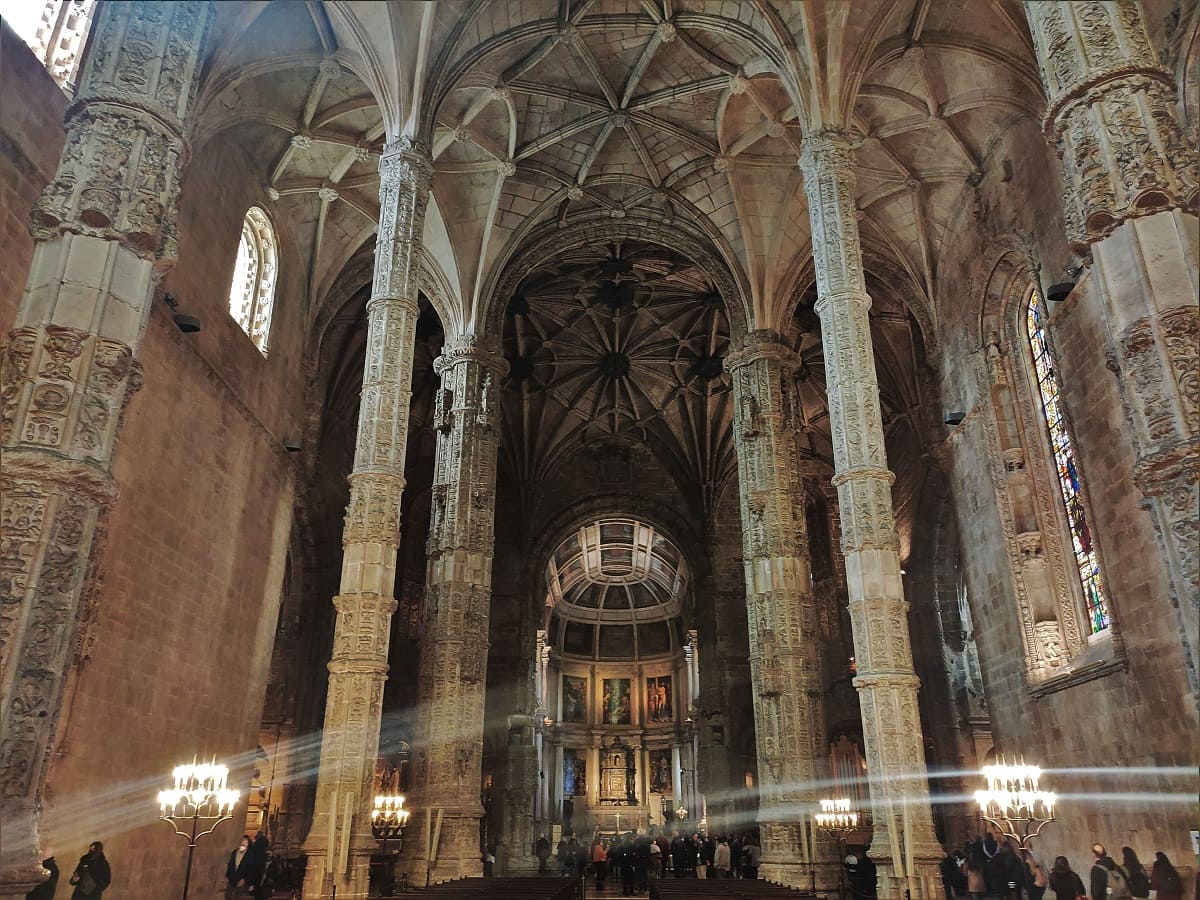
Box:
[817,799,859,900]
[372,793,410,897]
[157,760,240,900]
[974,760,1056,850]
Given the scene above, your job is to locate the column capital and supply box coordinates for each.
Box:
[798,127,856,179]
[724,330,798,374]
[1024,1,1198,249]
[433,335,509,378]
[379,137,434,188]
[29,2,213,264]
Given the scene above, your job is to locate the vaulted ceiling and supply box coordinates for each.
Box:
[187,0,1060,527]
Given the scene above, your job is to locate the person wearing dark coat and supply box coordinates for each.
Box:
[24,856,59,900]
[226,835,257,898]
[994,840,1025,900]
[1049,855,1087,900]
[1092,844,1117,900]
[69,842,112,898]
[1149,852,1183,900]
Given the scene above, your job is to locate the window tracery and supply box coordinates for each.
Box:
[228,206,278,353]
[1025,289,1110,634]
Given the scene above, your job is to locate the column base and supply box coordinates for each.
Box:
[0,864,49,900]
[867,856,944,900]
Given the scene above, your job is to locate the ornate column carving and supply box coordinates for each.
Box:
[0,4,211,896]
[725,332,833,889]
[1025,0,1199,683]
[302,139,432,900]
[406,335,506,883]
[799,130,942,896]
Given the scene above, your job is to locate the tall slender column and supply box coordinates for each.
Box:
[800,130,942,897]
[725,334,832,889]
[302,139,432,900]
[407,336,505,883]
[0,4,211,895]
[1024,0,1199,685]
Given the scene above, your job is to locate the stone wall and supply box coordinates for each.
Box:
[936,113,1198,867]
[6,50,313,896]
[0,22,66,332]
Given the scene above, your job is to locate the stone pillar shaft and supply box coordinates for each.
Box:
[726,333,832,889]
[0,4,211,896]
[407,336,505,883]
[799,130,941,895]
[303,139,432,900]
[1024,0,1199,685]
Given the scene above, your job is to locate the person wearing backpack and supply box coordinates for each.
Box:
[1121,848,1150,900]
[1101,855,1133,900]
[1092,844,1117,900]
[1149,852,1183,900]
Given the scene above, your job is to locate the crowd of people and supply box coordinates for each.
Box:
[534,827,765,892]
[939,834,1187,900]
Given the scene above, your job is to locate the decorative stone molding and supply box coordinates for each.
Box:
[1025,1,1199,250]
[303,138,433,900]
[0,4,211,897]
[29,2,210,265]
[798,129,942,887]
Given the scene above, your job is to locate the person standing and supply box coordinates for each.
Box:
[225,835,256,898]
[592,839,608,891]
[24,853,59,900]
[534,833,551,875]
[1049,856,1087,900]
[1121,848,1150,900]
[1022,849,1048,900]
[743,837,761,880]
[1092,844,1117,900]
[965,847,987,900]
[68,842,111,899]
[714,838,731,878]
[1149,852,1183,900]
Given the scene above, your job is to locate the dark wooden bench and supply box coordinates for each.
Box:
[650,879,813,899]
[410,875,584,899]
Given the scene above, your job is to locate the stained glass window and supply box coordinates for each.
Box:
[1025,289,1110,633]
[228,207,278,354]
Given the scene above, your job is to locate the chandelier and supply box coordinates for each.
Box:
[815,797,859,830]
[974,760,1056,848]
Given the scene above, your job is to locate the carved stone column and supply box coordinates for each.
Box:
[302,139,432,900]
[406,336,505,883]
[800,130,942,896]
[725,333,833,889]
[1024,0,1200,686]
[0,4,211,896]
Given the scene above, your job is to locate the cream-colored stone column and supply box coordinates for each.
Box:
[800,130,942,898]
[0,4,211,896]
[405,336,505,883]
[1024,0,1199,683]
[726,333,833,889]
[302,139,432,900]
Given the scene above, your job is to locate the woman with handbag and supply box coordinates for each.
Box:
[69,842,112,898]
[1022,848,1049,900]
[1048,855,1086,900]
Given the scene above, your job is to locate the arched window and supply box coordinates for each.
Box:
[228,206,278,353]
[1025,288,1110,634]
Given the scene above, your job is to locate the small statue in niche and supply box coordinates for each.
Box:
[476,371,493,427]
[740,393,761,438]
